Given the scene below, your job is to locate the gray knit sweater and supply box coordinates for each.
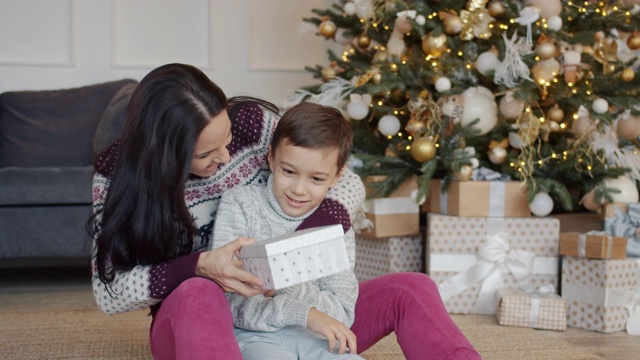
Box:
[211,174,358,332]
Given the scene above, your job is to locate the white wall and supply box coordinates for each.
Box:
[0,0,333,107]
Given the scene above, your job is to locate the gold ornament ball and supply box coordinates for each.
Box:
[321,67,337,81]
[410,137,436,163]
[442,14,462,35]
[373,73,382,84]
[357,34,371,49]
[621,67,635,82]
[488,146,507,165]
[319,20,337,38]
[535,42,556,60]
[421,33,448,58]
[454,165,473,181]
[546,105,564,122]
[488,1,505,17]
[627,32,640,50]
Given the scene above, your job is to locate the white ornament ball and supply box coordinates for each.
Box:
[604,176,639,203]
[592,98,609,114]
[461,87,498,135]
[410,189,426,205]
[508,131,526,149]
[476,51,501,75]
[415,15,426,26]
[343,2,357,16]
[334,28,354,46]
[378,114,401,136]
[435,77,452,92]
[547,15,562,31]
[499,93,526,119]
[347,102,369,120]
[529,192,554,217]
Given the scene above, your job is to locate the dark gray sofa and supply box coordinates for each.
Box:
[0,79,138,266]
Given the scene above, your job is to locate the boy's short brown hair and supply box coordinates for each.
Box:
[271,102,353,170]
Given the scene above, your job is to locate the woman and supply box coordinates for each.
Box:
[88,63,480,360]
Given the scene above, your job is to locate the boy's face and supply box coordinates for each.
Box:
[268,140,343,217]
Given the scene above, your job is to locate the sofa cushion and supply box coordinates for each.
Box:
[93,82,137,155]
[0,79,138,168]
[0,166,94,206]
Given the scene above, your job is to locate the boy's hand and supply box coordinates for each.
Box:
[306,307,357,355]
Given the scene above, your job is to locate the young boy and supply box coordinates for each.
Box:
[210,102,362,359]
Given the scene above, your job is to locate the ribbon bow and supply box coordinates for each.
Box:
[605,205,640,257]
[471,167,512,181]
[627,288,640,336]
[439,231,536,314]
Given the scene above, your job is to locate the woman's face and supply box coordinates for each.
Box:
[190,110,232,177]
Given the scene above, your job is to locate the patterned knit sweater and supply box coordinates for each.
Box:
[211,174,358,331]
[91,102,365,315]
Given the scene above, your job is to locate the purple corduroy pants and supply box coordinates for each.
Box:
[149,273,480,360]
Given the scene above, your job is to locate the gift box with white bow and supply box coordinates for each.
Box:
[562,256,640,333]
[429,177,530,218]
[496,285,566,331]
[354,233,423,282]
[426,213,560,315]
[239,225,350,290]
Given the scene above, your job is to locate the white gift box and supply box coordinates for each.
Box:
[562,256,640,333]
[239,225,350,290]
[355,233,423,282]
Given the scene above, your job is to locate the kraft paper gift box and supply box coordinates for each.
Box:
[550,212,603,233]
[562,256,640,333]
[429,179,530,217]
[496,286,567,331]
[426,213,560,315]
[354,233,423,282]
[559,232,627,259]
[359,197,420,238]
[239,225,350,290]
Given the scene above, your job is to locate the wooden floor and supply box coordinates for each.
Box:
[0,266,637,360]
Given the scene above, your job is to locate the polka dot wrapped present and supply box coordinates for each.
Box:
[426,213,560,315]
[239,225,350,290]
[562,256,640,333]
[354,233,423,282]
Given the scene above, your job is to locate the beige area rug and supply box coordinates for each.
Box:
[0,291,603,360]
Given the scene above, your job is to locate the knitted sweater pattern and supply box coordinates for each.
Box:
[90,102,364,315]
[211,175,358,331]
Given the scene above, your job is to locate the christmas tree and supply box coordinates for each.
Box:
[287,0,640,215]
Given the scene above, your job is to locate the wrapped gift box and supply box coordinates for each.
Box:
[360,176,420,238]
[239,225,349,290]
[355,233,423,282]
[429,180,530,217]
[559,232,627,259]
[550,212,603,233]
[427,213,560,314]
[562,256,639,333]
[496,287,566,331]
[360,197,419,238]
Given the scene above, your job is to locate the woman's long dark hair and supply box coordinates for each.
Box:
[92,63,228,284]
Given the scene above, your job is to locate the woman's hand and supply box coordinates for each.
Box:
[306,307,357,355]
[196,237,266,297]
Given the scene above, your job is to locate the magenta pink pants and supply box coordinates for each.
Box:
[149,273,480,360]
